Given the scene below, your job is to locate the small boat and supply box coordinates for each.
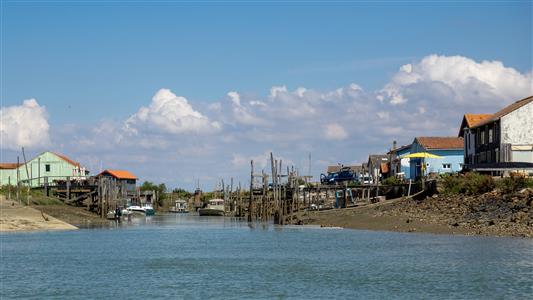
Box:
[106,207,132,220]
[169,200,189,213]
[127,204,156,216]
[198,199,225,216]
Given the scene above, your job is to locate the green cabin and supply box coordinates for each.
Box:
[0,151,87,187]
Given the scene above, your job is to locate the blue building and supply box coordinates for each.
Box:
[409,137,464,179]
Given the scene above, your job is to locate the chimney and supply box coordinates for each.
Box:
[392,140,397,151]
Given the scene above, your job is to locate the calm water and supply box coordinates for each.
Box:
[1,214,532,299]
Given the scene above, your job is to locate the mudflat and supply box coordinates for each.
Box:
[0,196,78,232]
[299,189,533,238]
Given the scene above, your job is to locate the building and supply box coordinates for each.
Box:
[0,151,87,187]
[410,137,464,179]
[464,95,533,172]
[388,142,412,180]
[366,154,389,183]
[96,169,138,198]
[458,114,492,165]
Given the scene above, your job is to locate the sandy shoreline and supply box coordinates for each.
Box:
[0,196,78,232]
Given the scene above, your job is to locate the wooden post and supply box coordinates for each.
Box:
[16,156,20,204]
[38,157,41,187]
[8,176,11,200]
[248,160,253,222]
[44,176,49,196]
[66,176,71,201]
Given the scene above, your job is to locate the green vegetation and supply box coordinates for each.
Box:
[441,172,495,195]
[382,176,401,186]
[496,174,533,194]
[172,188,192,199]
[0,185,64,205]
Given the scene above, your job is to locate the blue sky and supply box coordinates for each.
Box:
[1,1,532,190]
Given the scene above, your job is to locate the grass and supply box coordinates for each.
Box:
[0,185,65,205]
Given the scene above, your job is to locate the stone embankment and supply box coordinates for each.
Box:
[377,188,533,237]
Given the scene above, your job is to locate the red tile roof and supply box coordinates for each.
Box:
[472,95,533,128]
[52,152,81,167]
[416,137,464,150]
[0,163,21,169]
[97,169,137,180]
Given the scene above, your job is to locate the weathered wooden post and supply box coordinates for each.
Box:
[44,176,49,196]
[248,160,253,222]
[66,176,71,201]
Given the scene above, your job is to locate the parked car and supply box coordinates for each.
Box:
[320,167,358,185]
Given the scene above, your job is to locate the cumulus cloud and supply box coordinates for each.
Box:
[0,99,50,150]
[227,91,266,126]
[324,123,348,140]
[378,54,533,107]
[55,54,532,190]
[124,88,221,135]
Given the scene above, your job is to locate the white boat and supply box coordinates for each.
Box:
[127,204,155,216]
[198,199,225,216]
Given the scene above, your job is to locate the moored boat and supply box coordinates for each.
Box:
[198,199,225,216]
[169,200,189,213]
[127,204,155,216]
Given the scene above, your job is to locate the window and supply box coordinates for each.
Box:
[489,129,493,143]
[495,148,500,163]
[45,164,50,172]
[481,129,485,145]
[442,163,451,169]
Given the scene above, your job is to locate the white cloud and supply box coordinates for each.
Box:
[124,88,221,135]
[324,123,348,140]
[53,54,532,190]
[227,91,266,126]
[0,99,50,150]
[378,54,533,106]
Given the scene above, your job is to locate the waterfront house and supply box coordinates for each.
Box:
[366,154,389,183]
[409,137,464,179]
[96,169,138,198]
[0,151,87,187]
[463,95,533,174]
[387,142,412,180]
[458,114,492,166]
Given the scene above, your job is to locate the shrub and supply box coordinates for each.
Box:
[382,176,401,186]
[441,172,494,195]
[497,173,533,194]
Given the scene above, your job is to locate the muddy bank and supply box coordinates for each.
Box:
[34,205,110,228]
[0,197,78,232]
[297,188,533,238]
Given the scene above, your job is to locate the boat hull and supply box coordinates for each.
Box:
[198,208,224,216]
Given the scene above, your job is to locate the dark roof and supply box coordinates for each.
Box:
[388,144,411,154]
[368,154,388,167]
[415,137,464,150]
[472,95,533,128]
[326,165,363,173]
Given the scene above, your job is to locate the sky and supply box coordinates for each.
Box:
[1,0,532,190]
